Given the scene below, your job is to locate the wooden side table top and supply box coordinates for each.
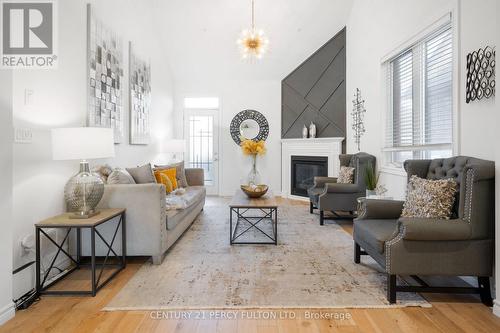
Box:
[36,208,125,228]
[229,189,277,208]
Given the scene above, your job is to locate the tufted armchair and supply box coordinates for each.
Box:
[353,156,495,304]
[308,152,376,225]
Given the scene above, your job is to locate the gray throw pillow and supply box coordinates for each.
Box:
[154,161,188,188]
[126,163,155,184]
[107,168,136,185]
[401,175,457,219]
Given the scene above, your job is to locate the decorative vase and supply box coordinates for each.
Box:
[246,154,262,186]
[302,125,308,138]
[309,121,316,138]
[366,189,377,198]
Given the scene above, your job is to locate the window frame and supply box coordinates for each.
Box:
[380,13,459,172]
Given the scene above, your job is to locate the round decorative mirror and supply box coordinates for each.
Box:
[230,110,269,145]
[240,119,260,140]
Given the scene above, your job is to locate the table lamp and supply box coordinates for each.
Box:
[51,127,115,219]
[159,139,186,162]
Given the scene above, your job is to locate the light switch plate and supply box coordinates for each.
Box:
[15,128,33,144]
[24,89,34,105]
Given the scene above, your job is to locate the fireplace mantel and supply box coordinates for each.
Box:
[281,138,344,201]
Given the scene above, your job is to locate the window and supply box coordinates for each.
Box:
[184,97,219,109]
[384,22,453,167]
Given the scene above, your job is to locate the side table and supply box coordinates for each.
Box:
[35,208,126,296]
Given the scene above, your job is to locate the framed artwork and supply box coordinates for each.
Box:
[86,4,124,143]
[129,42,151,145]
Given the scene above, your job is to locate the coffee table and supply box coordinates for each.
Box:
[229,189,278,245]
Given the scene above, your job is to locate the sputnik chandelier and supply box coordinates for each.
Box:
[237,0,269,60]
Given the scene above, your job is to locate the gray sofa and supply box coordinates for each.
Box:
[353,156,495,304]
[308,152,376,225]
[97,168,206,265]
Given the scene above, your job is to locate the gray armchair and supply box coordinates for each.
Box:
[353,156,495,304]
[308,152,376,225]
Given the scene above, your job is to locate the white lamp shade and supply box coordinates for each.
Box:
[51,127,115,160]
[160,139,186,153]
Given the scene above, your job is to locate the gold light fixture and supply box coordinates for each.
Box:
[237,0,269,60]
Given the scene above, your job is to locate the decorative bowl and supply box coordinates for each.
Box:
[240,184,269,198]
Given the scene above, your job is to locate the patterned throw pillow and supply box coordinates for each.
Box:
[92,164,113,183]
[107,168,136,185]
[337,166,355,184]
[401,175,457,219]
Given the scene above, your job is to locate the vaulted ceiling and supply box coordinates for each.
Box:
[152,0,353,81]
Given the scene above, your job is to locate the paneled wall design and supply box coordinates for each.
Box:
[281,28,346,150]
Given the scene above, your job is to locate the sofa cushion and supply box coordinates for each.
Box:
[166,186,206,230]
[353,219,398,254]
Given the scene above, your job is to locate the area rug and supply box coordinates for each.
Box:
[104,198,429,310]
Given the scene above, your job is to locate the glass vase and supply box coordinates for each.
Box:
[246,154,262,186]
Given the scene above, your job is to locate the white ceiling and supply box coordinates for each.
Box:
[152,0,353,81]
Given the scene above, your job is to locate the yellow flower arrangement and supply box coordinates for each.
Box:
[240,139,266,156]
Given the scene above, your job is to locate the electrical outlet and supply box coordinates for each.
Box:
[14,128,33,144]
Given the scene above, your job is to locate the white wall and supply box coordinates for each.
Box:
[12,0,174,298]
[346,0,497,199]
[494,0,500,319]
[0,72,15,324]
[174,80,281,196]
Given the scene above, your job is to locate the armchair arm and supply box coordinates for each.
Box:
[397,217,472,241]
[185,168,205,186]
[357,199,404,220]
[313,176,337,188]
[325,183,359,193]
[464,162,495,181]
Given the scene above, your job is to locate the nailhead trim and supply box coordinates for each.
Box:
[385,225,406,274]
[464,168,474,223]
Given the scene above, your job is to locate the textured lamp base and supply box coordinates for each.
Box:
[69,210,100,219]
[65,160,104,219]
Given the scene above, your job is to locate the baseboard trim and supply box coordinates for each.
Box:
[0,302,15,325]
[493,299,500,317]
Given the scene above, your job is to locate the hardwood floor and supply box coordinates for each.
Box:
[2,197,500,333]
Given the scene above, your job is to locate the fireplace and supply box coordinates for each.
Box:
[290,156,328,197]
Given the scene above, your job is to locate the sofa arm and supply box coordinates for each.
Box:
[398,217,472,241]
[357,199,404,220]
[185,168,204,186]
[97,183,167,256]
[313,176,337,188]
[464,162,495,182]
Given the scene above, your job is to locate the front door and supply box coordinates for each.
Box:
[183,109,220,195]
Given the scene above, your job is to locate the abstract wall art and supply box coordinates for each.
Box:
[466,46,495,103]
[86,4,124,143]
[128,42,151,145]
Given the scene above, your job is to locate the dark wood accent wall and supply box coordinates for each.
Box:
[281,28,346,151]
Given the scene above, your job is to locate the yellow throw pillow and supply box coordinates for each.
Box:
[154,168,178,190]
[159,174,174,194]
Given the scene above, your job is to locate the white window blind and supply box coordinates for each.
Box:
[384,22,453,167]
